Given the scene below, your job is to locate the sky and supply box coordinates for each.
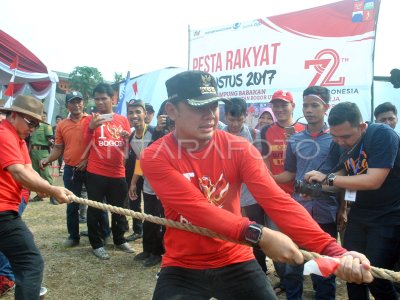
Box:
[0,0,399,82]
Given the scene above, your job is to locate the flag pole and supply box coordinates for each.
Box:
[4,55,19,104]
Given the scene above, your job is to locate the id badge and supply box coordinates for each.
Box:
[344,189,357,202]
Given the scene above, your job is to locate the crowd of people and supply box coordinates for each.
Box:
[0,69,399,299]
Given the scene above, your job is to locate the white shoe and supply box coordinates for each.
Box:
[40,286,48,297]
[92,247,110,260]
[115,242,135,253]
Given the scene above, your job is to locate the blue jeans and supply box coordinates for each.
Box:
[0,197,29,281]
[153,260,277,300]
[283,222,337,300]
[344,218,400,300]
[0,212,43,299]
[63,165,110,240]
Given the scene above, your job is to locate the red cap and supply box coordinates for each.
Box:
[270,90,294,103]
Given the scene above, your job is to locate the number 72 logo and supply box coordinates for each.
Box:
[304,49,345,87]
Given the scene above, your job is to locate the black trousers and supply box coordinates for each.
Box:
[86,172,129,249]
[143,193,165,256]
[0,212,43,300]
[153,259,276,300]
[344,219,400,300]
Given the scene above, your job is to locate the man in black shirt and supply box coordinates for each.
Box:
[306,101,400,300]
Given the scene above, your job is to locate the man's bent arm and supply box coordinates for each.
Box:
[331,168,389,190]
[44,144,64,163]
[7,163,71,202]
[306,168,390,191]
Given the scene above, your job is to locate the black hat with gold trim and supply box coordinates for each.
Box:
[165,70,227,107]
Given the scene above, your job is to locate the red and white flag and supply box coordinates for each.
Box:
[303,257,340,277]
[9,56,19,70]
[4,56,19,97]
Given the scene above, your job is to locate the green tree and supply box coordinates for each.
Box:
[113,72,123,84]
[68,66,104,100]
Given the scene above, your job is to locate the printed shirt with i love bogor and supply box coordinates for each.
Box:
[82,114,131,178]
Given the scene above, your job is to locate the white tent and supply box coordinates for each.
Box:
[0,30,58,123]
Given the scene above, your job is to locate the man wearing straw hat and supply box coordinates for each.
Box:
[0,95,72,299]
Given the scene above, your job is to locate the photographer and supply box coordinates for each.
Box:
[305,102,400,300]
[273,86,339,299]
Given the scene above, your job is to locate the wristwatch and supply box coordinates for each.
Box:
[326,173,337,186]
[245,224,264,248]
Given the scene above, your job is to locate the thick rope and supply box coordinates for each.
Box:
[69,195,400,282]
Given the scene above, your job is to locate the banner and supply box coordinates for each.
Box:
[117,67,186,124]
[189,0,380,126]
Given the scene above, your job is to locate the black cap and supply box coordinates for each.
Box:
[66,91,83,102]
[165,70,227,107]
[145,103,155,113]
[127,99,146,110]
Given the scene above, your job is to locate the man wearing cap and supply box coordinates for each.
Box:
[125,99,147,242]
[83,83,134,259]
[29,110,56,204]
[261,90,305,194]
[127,99,165,267]
[140,70,373,299]
[144,103,155,125]
[40,91,111,248]
[0,95,72,299]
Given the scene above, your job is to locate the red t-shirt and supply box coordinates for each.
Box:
[82,114,131,178]
[0,120,31,212]
[265,123,305,194]
[141,130,345,269]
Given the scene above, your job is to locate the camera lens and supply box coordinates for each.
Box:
[294,180,322,198]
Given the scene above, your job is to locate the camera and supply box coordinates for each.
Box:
[294,180,323,198]
[165,117,175,129]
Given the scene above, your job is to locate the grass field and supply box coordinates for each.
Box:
[2,176,351,300]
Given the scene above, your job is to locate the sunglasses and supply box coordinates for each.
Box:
[22,116,40,129]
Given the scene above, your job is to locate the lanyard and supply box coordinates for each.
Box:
[347,143,364,174]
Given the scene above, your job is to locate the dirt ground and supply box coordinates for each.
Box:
[2,176,351,300]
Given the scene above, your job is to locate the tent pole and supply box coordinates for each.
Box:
[371,0,382,122]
